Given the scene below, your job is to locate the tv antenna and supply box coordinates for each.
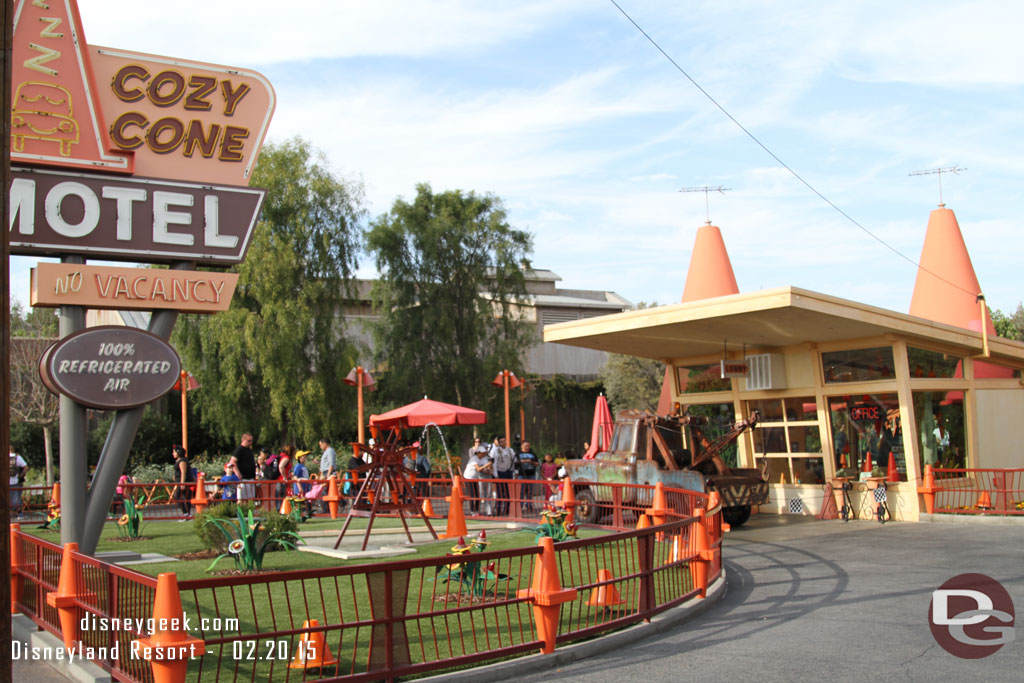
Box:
[908,166,966,208]
[679,185,731,224]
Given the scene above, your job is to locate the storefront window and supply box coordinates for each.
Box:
[748,396,824,485]
[828,393,905,481]
[676,364,731,394]
[822,346,896,384]
[913,391,967,470]
[684,402,738,467]
[907,347,961,379]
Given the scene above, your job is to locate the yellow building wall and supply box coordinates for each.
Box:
[783,350,815,389]
[975,389,1024,469]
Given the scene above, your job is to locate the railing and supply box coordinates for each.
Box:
[12,480,722,683]
[14,475,700,526]
[930,468,1024,515]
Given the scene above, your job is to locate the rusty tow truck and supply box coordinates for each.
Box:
[564,408,769,527]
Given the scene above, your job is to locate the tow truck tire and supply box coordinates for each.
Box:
[722,505,752,528]
[576,488,599,525]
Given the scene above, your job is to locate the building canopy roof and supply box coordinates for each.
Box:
[543,286,1024,367]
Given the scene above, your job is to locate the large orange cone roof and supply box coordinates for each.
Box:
[658,224,739,413]
[681,224,740,302]
[909,206,1010,378]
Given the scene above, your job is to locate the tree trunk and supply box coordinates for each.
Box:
[43,424,54,487]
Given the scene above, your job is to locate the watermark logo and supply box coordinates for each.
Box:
[929,573,1015,659]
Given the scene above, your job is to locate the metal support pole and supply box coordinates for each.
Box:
[59,256,88,546]
[80,262,190,554]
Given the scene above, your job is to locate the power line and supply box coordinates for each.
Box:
[607,0,979,299]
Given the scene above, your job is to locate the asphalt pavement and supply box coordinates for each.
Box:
[519,514,1024,683]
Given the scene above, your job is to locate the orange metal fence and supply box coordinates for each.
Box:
[11,481,722,683]
[929,467,1024,515]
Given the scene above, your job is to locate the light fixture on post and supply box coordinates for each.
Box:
[344,366,376,454]
[490,370,522,445]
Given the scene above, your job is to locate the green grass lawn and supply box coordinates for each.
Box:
[24,517,694,682]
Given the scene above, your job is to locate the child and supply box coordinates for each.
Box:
[218,462,239,501]
[540,453,559,501]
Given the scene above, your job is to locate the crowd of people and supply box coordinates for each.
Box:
[461,435,567,515]
[164,432,570,519]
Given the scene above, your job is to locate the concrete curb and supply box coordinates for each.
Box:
[11,614,111,683]
[919,512,1024,525]
[419,572,728,683]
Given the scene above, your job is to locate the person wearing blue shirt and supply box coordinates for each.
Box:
[218,462,240,501]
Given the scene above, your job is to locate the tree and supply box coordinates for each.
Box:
[174,137,366,447]
[598,303,664,414]
[992,304,1024,342]
[9,302,60,484]
[365,183,534,426]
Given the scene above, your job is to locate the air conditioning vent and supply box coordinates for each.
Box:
[745,353,787,391]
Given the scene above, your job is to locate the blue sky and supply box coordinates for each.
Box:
[11,0,1023,316]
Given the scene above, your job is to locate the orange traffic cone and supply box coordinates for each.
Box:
[517,537,578,654]
[135,573,206,683]
[190,473,209,515]
[977,491,993,509]
[10,524,23,614]
[886,452,899,483]
[422,498,439,518]
[323,476,340,519]
[289,619,338,670]
[280,496,293,516]
[46,543,82,650]
[862,453,873,473]
[560,476,577,526]
[586,568,626,608]
[444,477,468,538]
[918,464,938,514]
[839,452,847,468]
[51,482,61,507]
[636,513,651,530]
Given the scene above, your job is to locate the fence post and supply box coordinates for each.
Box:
[637,530,655,619]
[45,542,83,650]
[10,524,23,614]
[917,464,938,514]
[136,573,206,683]
[688,508,712,598]
[518,537,578,653]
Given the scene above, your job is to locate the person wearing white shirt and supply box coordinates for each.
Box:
[9,448,27,516]
[463,444,492,514]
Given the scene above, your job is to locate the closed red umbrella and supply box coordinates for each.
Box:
[369,397,487,429]
[583,394,614,459]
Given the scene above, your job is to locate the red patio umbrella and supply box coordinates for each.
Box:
[583,394,614,459]
[369,397,487,429]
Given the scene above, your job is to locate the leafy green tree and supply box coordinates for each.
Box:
[174,137,366,446]
[992,304,1024,341]
[365,183,534,424]
[9,302,60,484]
[598,303,663,414]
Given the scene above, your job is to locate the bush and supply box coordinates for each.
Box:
[131,463,174,483]
[194,501,298,553]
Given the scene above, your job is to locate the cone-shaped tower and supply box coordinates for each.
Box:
[909,206,1011,378]
[657,224,740,414]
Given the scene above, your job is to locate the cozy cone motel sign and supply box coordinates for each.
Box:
[10,0,274,272]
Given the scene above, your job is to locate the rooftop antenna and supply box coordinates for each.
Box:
[679,185,730,224]
[908,166,966,208]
